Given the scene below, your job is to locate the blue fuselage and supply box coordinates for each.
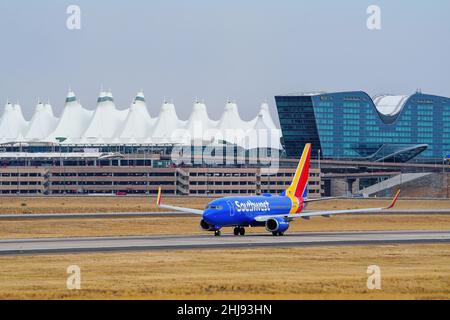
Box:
[202,195,303,229]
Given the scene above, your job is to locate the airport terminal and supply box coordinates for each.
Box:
[0,89,449,198]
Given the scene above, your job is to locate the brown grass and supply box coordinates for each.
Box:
[1,196,450,215]
[1,244,450,299]
[0,197,449,239]
[0,215,449,239]
[0,196,210,214]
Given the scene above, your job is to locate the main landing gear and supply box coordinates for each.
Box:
[272,232,284,236]
[214,230,221,237]
[233,227,246,236]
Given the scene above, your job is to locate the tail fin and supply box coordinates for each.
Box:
[286,143,312,199]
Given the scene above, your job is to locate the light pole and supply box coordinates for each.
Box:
[318,148,322,197]
[443,155,448,199]
[318,149,321,173]
[56,137,67,194]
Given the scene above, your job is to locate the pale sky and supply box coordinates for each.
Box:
[0,0,449,122]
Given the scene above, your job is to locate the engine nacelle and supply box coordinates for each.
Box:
[200,219,215,231]
[265,217,290,233]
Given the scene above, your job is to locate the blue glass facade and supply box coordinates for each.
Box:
[275,91,450,162]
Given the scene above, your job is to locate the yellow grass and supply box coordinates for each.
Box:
[0,196,210,214]
[1,196,450,215]
[1,244,449,299]
[0,215,449,239]
[0,197,449,239]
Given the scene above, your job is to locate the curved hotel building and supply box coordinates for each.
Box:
[275,91,450,162]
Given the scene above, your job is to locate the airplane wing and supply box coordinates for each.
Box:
[255,190,401,222]
[156,187,204,215]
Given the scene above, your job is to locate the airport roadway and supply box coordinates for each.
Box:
[0,230,449,255]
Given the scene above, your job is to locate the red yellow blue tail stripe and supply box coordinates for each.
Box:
[285,143,312,214]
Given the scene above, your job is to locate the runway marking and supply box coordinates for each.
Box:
[0,230,449,256]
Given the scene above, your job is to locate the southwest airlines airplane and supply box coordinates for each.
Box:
[157,143,401,236]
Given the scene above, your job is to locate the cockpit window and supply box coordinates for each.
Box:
[205,205,223,210]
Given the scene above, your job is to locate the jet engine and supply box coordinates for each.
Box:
[265,217,290,234]
[200,219,215,231]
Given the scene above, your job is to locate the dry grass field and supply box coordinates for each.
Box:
[1,244,449,299]
[0,197,449,239]
[1,196,450,215]
[0,215,449,239]
[0,197,449,300]
[0,196,212,214]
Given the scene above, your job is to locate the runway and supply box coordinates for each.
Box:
[1,230,450,255]
[1,209,450,220]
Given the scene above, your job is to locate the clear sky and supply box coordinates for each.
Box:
[0,0,449,122]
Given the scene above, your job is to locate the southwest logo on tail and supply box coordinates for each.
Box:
[157,143,401,237]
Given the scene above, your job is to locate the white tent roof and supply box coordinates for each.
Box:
[148,102,186,144]
[118,92,156,143]
[0,102,29,142]
[0,92,282,150]
[217,102,257,146]
[185,101,218,142]
[47,91,93,144]
[245,113,282,150]
[81,91,128,144]
[24,102,59,142]
[257,103,277,129]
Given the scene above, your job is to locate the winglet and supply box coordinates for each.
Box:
[157,187,162,207]
[386,190,401,209]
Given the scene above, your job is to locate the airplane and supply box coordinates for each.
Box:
[156,143,401,236]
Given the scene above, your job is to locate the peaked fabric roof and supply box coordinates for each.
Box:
[47,91,94,144]
[24,102,59,141]
[81,91,128,144]
[118,92,156,143]
[0,91,282,150]
[0,102,29,142]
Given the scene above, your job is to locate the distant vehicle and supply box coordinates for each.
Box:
[116,191,127,196]
[157,143,401,236]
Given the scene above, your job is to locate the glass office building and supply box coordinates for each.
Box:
[275,91,450,162]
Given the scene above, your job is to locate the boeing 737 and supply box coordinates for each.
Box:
[157,143,401,236]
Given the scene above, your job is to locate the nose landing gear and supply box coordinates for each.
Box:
[233,227,246,236]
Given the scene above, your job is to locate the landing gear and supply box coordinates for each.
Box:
[272,232,284,236]
[233,227,246,236]
[214,230,221,237]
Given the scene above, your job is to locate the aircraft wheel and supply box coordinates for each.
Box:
[272,232,278,236]
[239,227,245,236]
[233,227,240,236]
[278,232,284,236]
[214,230,221,237]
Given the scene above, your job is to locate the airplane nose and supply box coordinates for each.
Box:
[203,210,217,224]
